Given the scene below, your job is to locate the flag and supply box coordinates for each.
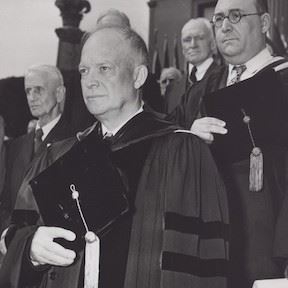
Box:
[172,34,180,69]
[151,29,162,79]
[163,35,170,68]
[267,21,287,56]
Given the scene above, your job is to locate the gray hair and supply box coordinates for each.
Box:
[25,64,64,87]
[182,17,217,55]
[83,26,149,68]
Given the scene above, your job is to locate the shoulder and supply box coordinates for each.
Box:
[272,59,288,85]
[152,129,209,155]
[273,60,288,75]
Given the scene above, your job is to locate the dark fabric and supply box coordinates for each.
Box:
[0,116,74,234]
[167,61,226,129]
[189,66,198,85]
[203,61,288,287]
[142,73,164,113]
[0,116,5,199]
[0,110,229,288]
[33,129,43,155]
[124,132,229,288]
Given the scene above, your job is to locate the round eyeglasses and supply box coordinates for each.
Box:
[212,10,263,28]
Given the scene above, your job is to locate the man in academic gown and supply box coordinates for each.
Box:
[186,0,288,287]
[167,17,222,127]
[0,26,229,288]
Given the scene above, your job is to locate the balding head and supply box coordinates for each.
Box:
[79,26,148,129]
[96,9,131,28]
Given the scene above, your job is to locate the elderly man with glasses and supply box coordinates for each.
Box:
[183,0,288,287]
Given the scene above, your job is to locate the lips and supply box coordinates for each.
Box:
[85,95,107,101]
[29,105,39,110]
[222,37,238,43]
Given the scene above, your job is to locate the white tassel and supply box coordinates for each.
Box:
[249,147,263,192]
[84,231,100,288]
[70,185,100,288]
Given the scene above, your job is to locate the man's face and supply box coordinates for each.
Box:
[214,0,266,65]
[181,21,213,66]
[25,71,59,123]
[79,30,137,120]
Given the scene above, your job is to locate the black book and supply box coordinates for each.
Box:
[30,131,129,251]
[204,68,288,164]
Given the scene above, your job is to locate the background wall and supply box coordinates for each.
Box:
[0,0,149,79]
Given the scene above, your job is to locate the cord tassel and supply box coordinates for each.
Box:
[70,184,100,288]
[84,231,100,288]
[249,147,263,192]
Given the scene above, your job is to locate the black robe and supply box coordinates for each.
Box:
[0,111,229,288]
[203,62,288,287]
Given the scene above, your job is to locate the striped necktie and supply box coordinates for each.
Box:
[228,65,247,86]
[189,66,197,85]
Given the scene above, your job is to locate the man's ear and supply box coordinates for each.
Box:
[133,65,148,89]
[56,86,66,103]
[261,13,271,34]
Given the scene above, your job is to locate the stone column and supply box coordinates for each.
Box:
[55,0,91,71]
[54,0,95,134]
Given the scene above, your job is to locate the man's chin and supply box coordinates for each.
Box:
[220,45,241,59]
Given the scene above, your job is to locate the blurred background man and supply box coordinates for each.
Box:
[167,17,222,127]
[189,0,288,287]
[0,64,71,239]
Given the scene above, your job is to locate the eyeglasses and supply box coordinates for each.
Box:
[212,9,263,28]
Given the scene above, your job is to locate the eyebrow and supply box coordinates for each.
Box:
[214,8,245,14]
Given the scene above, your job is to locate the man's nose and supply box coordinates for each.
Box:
[190,38,197,47]
[221,17,233,32]
[84,71,100,89]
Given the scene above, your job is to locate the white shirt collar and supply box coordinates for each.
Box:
[227,48,277,84]
[35,114,61,140]
[101,105,144,137]
[188,57,214,81]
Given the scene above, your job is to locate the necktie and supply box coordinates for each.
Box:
[103,131,113,139]
[189,66,197,85]
[34,128,43,154]
[228,65,247,86]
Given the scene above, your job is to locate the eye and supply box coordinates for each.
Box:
[229,10,241,23]
[182,36,191,43]
[213,13,224,24]
[25,88,31,94]
[79,66,89,76]
[99,65,112,73]
[25,86,43,95]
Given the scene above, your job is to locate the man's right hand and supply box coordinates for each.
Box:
[30,226,76,267]
[190,117,227,144]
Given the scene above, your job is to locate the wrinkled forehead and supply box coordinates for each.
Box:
[25,70,47,87]
[81,30,131,63]
[215,0,256,13]
[182,21,208,38]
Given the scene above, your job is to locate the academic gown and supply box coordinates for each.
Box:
[0,115,74,234]
[167,61,226,129]
[0,110,229,288]
[203,63,288,287]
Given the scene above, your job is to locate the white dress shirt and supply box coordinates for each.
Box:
[226,48,283,85]
[101,105,144,137]
[35,114,61,141]
[188,57,214,82]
